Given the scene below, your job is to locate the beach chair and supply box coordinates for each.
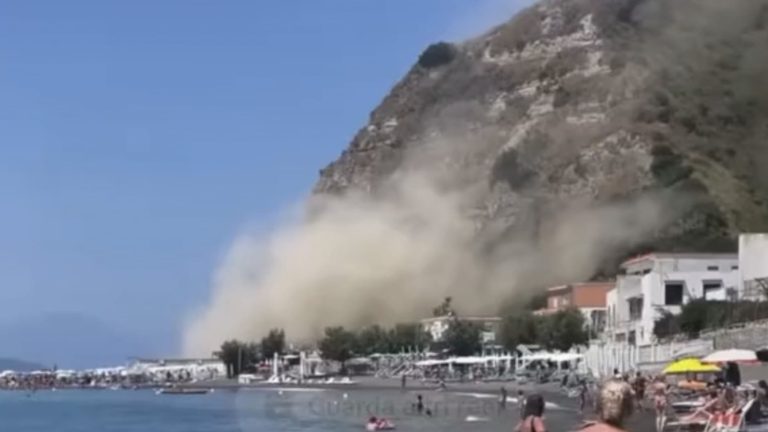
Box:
[705,399,755,432]
[663,400,717,432]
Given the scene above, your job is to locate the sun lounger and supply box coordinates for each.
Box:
[664,399,717,431]
[705,399,756,432]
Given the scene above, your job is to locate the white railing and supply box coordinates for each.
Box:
[582,338,714,377]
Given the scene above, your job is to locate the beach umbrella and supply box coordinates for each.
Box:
[701,349,758,364]
[755,347,768,362]
[663,358,721,375]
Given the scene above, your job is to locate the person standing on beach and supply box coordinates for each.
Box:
[632,372,647,412]
[401,373,406,390]
[499,386,508,411]
[579,379,590,414]
[579,380,634,432]
[651,376,668,432]
[757,380,768,413]
[517,390,526,419]
[515,394,547,432]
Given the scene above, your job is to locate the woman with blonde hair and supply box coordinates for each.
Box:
[580,380,634,432]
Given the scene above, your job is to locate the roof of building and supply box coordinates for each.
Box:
[132,358,221,365]
[621,252,738,267]
[543,281,613,309]
[546,281,615,292]
[419,315,501,323]
[533,308,555,316]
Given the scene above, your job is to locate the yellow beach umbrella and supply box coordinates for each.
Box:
[663,357,721,375]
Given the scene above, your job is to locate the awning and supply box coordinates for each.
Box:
[702,349,758,364]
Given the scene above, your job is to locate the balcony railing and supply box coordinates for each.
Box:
[606,319,642,333]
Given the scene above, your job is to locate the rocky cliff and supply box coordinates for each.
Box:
[182,0,768,353]
[314,0,768,271]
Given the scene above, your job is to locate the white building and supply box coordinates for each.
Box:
[129,358,226,380]
[605,253,739,346]
[739,233,768,300]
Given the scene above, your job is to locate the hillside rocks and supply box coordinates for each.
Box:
[314,0,768,271]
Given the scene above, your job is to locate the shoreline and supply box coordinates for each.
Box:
[1,377,658,431]
[180,377,656,430]
[178,376,562,395]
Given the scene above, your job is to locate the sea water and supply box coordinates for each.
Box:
[0,387,583,431]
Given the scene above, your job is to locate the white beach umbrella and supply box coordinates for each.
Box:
[701,349,758,364]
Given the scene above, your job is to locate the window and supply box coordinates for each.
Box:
[703,280,723,299]
[665,282,684,305]
[628,297,643,321]
[628,330,636,346]
[731,265,739,270]
[590,310,606,332]
[707,265,718,271]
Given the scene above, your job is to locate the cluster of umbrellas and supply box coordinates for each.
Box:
[663,349,760,375]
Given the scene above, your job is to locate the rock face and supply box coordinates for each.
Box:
[314,0,768,270]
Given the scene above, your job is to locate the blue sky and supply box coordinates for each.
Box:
[0,0,527,361]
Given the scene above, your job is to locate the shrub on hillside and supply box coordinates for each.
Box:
[491,149,534,189]
[418,42,457,69]
[649,144,692,186]
[500,308,588,352]
[653,309,680,340]
[653,299,768,340]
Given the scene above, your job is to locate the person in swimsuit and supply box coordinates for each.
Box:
[415,394,424,414]
[367,417,378,429]
[499,386,508,411]
[518,390,527,419]
[580,380,634,432]
[756,380,768,417]
[633,372,647,412]
[579,379,590,414]
[515,394,547,432]
[651,376,668,432]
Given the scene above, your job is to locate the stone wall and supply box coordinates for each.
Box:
[707,319,768,350]
[583,320,768,377]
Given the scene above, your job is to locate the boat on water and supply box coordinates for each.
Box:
[155,388,211,395]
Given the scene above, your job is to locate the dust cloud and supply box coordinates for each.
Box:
[180,0,747,356]
[182,164,686,356]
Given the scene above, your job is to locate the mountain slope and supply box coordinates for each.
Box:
[314,0,768,271]
[0,358,45,372]
[0,312,154,369]
[180,0,768,353]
